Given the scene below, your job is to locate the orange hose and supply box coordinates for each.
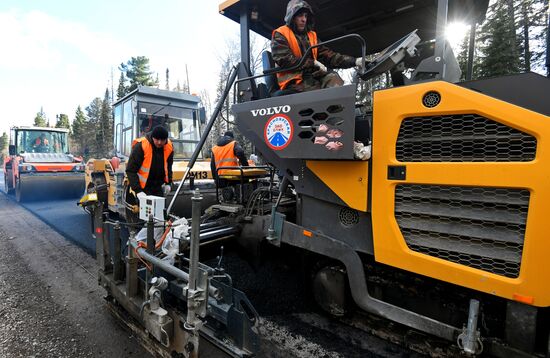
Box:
[134,220,173,271]
[155,220,173,250]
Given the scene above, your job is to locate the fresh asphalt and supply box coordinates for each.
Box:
[0,171,95,254]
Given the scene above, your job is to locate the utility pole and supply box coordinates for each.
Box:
[111,67,115,104]
[185,64,191,94]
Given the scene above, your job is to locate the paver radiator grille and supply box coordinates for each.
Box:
[396,114,537,162]
[395,185,530,278]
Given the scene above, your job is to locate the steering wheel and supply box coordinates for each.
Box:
[359,30,421,81]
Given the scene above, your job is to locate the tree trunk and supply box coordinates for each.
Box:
[506,0,519,59]
[506,0,517,34]
[522,1,531,71]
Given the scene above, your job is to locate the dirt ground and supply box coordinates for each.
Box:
[0,194,149,358]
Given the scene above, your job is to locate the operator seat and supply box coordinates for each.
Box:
[261,51,297,97]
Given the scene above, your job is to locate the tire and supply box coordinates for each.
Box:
[3,174,9,194]
[4,170,14,194]
[310,261,350,317]
[15,177,23,202]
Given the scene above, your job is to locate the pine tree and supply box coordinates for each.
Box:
[71,106,88,157]
[98,89,114,156]
[117,71,127,100]
[455,26,483,81]
[119,56,156,92]
[456,31,471,81]
[516,0,548,73]
[165,68,170,90]
[477,1,521,78]
[55,114,70,130]
[86,97,103,157]
[0,132,8,160]
[33,107,47,127]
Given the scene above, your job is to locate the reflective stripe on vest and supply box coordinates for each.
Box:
[273,25,318,90]
[133,137,173,189]
[212,141,238,176]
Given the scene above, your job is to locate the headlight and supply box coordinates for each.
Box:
[19,164,34,172]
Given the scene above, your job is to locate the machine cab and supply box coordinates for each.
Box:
[11,127,70,155]
[113,86,206,160]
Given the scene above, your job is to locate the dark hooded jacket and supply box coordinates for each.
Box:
[271,0,355,77]
[210,135,248,181]
[126,135,174,196]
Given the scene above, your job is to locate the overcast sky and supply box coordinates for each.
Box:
[0,1,247,136]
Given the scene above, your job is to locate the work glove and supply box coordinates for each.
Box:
[312,60,328,78]
[162,184,171,196]
[314,60,328,73]
[136,191,146,201]
[355,58,365,67]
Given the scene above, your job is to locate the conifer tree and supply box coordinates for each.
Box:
[165,68,170,90]
[516,0,548,72]
[117,71,127,100]
[33,107,47,127]
[86,97,103,157]
[55,114,70,130]
[0,132,8,160]
[477,1,521,78]
[98,89,114,156]
[119,56,156,92]
[71,106,88,157]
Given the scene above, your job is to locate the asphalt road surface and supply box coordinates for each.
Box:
[0,171,427,358]
[0,171,94,253]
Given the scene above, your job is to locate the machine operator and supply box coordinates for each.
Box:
[271,0,364,93]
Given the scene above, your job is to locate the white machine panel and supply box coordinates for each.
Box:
[139,195,165,221]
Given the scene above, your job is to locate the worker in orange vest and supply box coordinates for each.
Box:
[33,134,50,152]
[210,131,249,188]
[271,0,363,93]
[126,126,174,200]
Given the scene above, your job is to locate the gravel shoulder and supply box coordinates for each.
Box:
[0,194,149,358]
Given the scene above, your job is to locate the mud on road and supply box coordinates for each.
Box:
[0,194,149,358]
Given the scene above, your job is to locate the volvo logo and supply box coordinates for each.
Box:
[251,105,291,117]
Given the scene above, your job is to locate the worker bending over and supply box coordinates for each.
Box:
[127,126,173,200]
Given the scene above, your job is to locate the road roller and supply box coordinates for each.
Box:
[3,126,85,202]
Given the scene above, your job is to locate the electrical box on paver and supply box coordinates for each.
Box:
[139,195,165,221]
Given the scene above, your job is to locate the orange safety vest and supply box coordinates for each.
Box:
[35,138,49,145]
[212,141,239,176]
[273,25,318,90]
[132,137,173,189]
